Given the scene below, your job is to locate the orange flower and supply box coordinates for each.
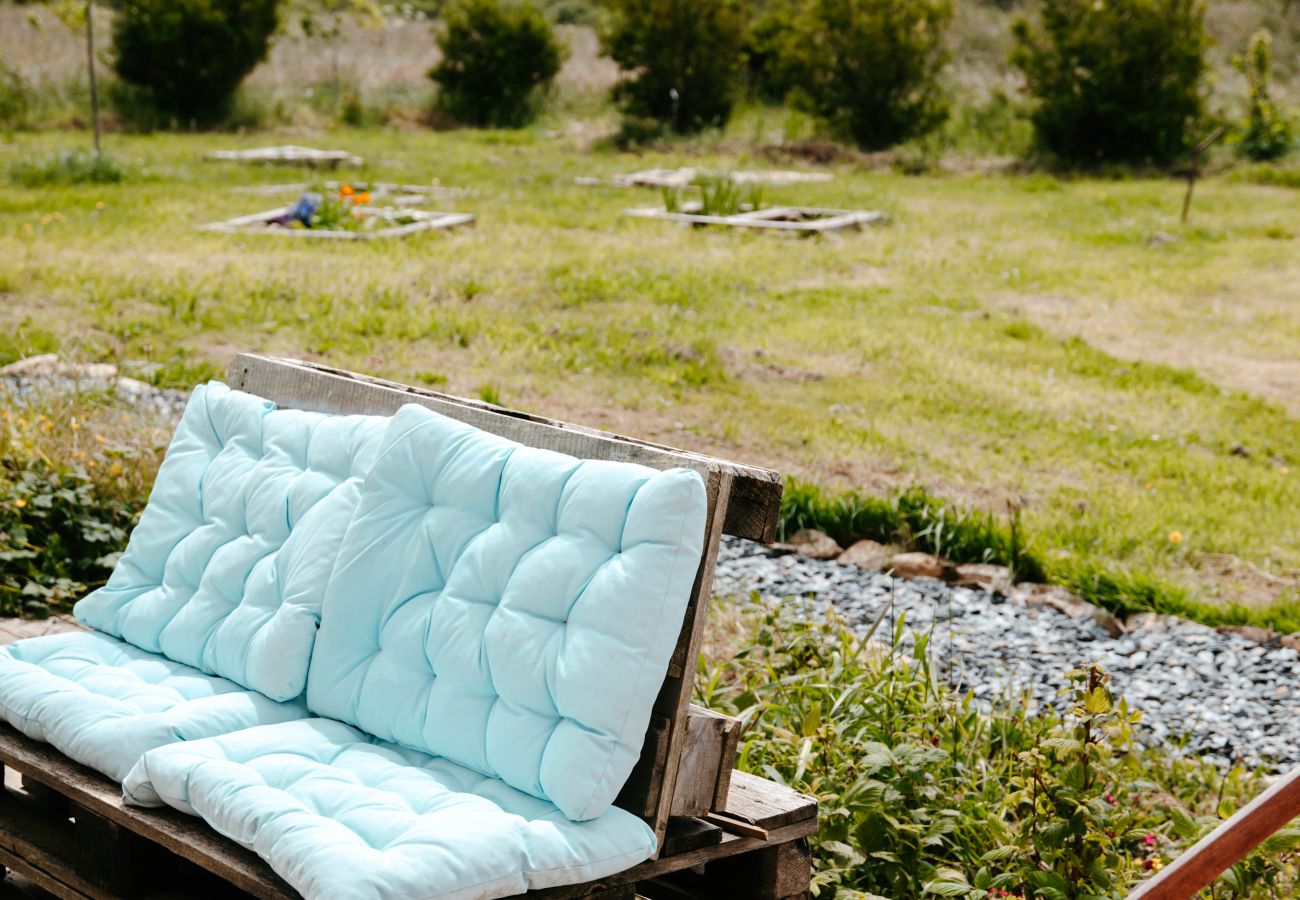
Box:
[1168,531,1183,544]
[340,184,355,197]
[14,499,27,509]
[356,192,371,205]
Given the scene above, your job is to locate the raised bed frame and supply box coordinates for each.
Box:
[206,146,364,168]
[203,206,475,240]
[0,354,816,900]
[627,205,884,235]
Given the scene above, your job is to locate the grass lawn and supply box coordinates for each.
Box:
[1,128,1297,624]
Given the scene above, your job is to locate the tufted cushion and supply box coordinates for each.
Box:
[123,718,658,900]
[306,403,708,821]
[75,382,387,701]
[0,631,307,781]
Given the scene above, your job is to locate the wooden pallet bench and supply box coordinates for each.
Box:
[0,355,816,900]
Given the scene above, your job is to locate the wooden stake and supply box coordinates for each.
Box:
[85,0,101,159]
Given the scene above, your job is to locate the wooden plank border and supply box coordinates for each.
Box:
[227,355,783,543]
[203,207,475,241]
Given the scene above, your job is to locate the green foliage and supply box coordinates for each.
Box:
[600,0,746,135]
[779,479,1044,582]
[0,56,29,134]
[1011,0,1209,167]
[700,600,1299,898]
[111,0,281,126]
[7,151,125,187]
[781,0,954,150]
[430,0,566,128]
[1234,30,1293,163]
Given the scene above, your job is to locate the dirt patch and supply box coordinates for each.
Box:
[997,290,1300,417]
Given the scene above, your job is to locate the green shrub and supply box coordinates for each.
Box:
[699,599,1299,897]
[7,151,126,188]
[0,56,29,134]
[599,0,746,135]
[1235,30,1293,163]
[782,0,954,151]
[1011,0,1209,167]
[430,0,566,128]
[111,0,281,126]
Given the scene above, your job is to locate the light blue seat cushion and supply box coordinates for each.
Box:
[306,404,708,821]
[75,381,387,701]
[123,718,658,900]
[0,631,307,781]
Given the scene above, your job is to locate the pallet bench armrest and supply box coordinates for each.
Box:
[1128,767,1300,899]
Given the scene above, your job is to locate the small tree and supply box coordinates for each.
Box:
[1011,0,1209,167]
[599,0,746,135]
[788,0,953,151]
[1235,30,1293,162]
[112,0,281,126]
[430,0,566,127]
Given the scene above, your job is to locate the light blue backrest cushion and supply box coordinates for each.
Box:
[306,403,708,822]
[75,382,386,702]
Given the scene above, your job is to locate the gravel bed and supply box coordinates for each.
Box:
[0,374,190,420]
[714,537,1300,769]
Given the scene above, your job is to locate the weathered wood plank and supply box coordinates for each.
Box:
[1129,766,1300,900]
[226,355,783,543]
[647,471,732,851]
[721,770,818,831]
[670,707,740,817]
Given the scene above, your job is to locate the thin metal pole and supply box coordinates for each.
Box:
[86,0,101,159]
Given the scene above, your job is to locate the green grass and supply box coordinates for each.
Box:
[1,128,1297,627]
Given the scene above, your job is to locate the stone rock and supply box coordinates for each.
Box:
[953,563,1012,594]
[839,539,891,571]
[1126,612,1173,631]
[889,552,953,581]
[1011,582,1095,619]
[0,354,118,381]
[1281,633,1300,653]
[783,529,842,560]
[1216,625,1277,644]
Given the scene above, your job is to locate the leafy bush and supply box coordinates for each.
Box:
[0,56,29,134]
[1235,30,1293,163]
[599,0,747,135]
[699,599,1300,898]
[1011,0,1209,167]
[430,0,567,128]
[780,0,954,150]
[111,0,281,126]
[8,151,126,188]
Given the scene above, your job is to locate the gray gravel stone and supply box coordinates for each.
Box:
[713,536,1299,769]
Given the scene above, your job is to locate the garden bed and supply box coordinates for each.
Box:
[579,167,833,189]
[232,181,467,206]
[205,145,364,168]
[626,203,884,234]
[204,205,474,240]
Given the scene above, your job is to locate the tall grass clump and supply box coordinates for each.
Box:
[430,0,567,127]
[7,150,126,187]
[779,479,1044,581]
[699,599,1300,897]
[1011,0,1209,166]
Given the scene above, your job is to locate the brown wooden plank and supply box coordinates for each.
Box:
[226,354,782,543]
[688,838,812,900]
[529,819,818,899]
[1128,766,1300,900]
[670,707,740,817]
[646,472,732,851]
[615,715,670,817]
[0,725,296,900]
[658,817,723,857]
[721,771,818,831]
